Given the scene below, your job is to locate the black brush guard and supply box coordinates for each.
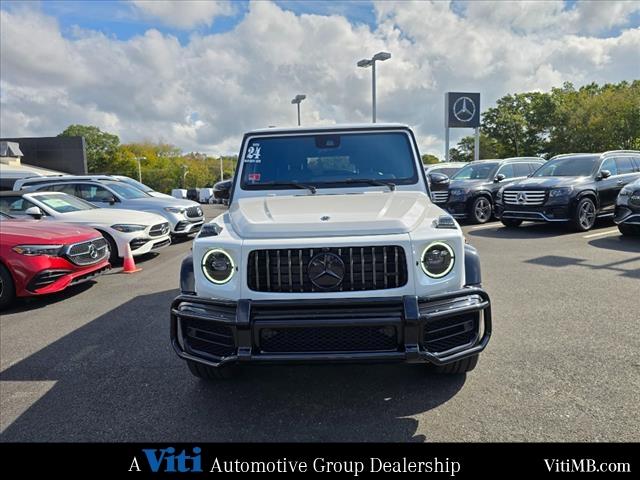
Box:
[170,287,491,368]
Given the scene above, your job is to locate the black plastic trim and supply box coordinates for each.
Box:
[179,254,195,294]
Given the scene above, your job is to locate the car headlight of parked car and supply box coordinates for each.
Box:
[449,188,468,199]
[549,187,572,199]
[111,224,147,232]
[12,244,63,256]
[421,242,455,278]
[202,249,235,284]
[164,206,186,214]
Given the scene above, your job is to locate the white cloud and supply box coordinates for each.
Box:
[129,0,234,29]
[1,0,639,157]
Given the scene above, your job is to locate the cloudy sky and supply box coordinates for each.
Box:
[1,0,639,157]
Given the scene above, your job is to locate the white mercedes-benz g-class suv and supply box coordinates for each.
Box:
[171,124,491,379]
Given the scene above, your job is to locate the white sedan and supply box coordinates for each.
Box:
[0,191,171,263]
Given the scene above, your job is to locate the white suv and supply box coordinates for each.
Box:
[171,124,492,379]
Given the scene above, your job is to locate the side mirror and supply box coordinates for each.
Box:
[219,185,231,200]
[428,172,450,186]
[494,173,506,183]
[25,206,44,219]
[597,170,611,180]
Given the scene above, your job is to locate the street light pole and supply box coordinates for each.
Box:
[135,156,146,183]
[357,51,391,123]
[291,94,306,126]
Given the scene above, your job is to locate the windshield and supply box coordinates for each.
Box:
[35,193,96,213]
[532,155,599,177]
[105,181,150,199]
[117,176,154,193]
[240,132,418,190]
[451,162,499,180]
[428,167,462,177]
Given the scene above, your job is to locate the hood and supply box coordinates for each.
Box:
[230,191,440,239]
[123,197,199,208]
[505,176,590,189]
[0,220,100,244]
[449,178,492,190]
[58,208,166,226]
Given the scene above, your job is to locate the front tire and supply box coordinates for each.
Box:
[187,360,236,380]
[0,264,16,310]
[428,354,479,374]
[572,197,597,231]
[100,233,120,265]
[501,219,522,228]
[470,197,492,224]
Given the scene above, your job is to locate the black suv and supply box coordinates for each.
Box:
[495,151,640,231]
[614,177,640,236]
[441,157,545,223]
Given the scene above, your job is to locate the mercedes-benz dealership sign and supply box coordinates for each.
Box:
[446,92,480,128]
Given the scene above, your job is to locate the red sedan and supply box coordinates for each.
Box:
[0,212,110,308]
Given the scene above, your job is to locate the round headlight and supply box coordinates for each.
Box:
[421,242,455,278]
[202,249,235,284]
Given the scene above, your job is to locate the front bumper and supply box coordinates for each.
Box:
[494,203,570,222]
[170,288,491,367]
[614,205,640,225]
[444,200,468,219]
[173,220,204,235]
[23,262,110,296]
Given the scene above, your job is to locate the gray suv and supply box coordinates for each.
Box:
[15,176,204,236]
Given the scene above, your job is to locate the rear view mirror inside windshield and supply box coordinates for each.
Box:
[315,135,340,149]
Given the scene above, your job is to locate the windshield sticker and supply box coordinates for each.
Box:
[248,173,261,182]
[244,143,261,163]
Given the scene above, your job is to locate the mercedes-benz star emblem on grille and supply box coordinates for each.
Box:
[197,208,202,216]
[453,96,476,122]
[88,244,99,259]
[308,252,345,289]
[517,192,527,204]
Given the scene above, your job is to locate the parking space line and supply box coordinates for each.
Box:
[469,222,501,231]
[583,228,619,239]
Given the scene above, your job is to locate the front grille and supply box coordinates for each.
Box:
[431,191,449,204]
[27,270,71,291]
[182,318,235,358]
[186,206,202,218]
[259,326,398,353]
[423,313,478,352]
[174,221,188,232]
[149,222,170,237]
[247,246,408,293]
[504,190,546,206]
[66,237,109,265]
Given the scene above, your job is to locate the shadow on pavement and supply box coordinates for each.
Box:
[1,282,97,314]
[588,235,640,254]
[0,289,465,442]
[526,253,640,279]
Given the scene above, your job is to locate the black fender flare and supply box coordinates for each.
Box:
[467,190,494,209]
[464,244,482,286]
[180,254,196,294]
[573,189,599,210]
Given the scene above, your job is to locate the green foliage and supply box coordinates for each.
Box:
[58,125,120,172]
[421,154,440,164]
[449,133,500,162]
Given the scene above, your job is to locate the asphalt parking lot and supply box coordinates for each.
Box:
[1,204,638,442]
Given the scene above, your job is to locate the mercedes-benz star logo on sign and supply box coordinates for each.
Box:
[452,96,476,123]
[88,244,98,259]
[308,252,345,289]
[517,192,527,204]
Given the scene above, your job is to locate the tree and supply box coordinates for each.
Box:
[58,125,120,172]
[448,133,500,162]
[421,154,440,164]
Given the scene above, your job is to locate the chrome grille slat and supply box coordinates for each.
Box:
[503,190,547,206]
[430,191,449,203]
[247,246,408,293]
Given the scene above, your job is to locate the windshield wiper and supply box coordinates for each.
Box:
[258,181,317,194]
[341,178,396,191]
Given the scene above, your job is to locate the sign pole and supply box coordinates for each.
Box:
[474,127,480,162]
[444,93,449,162]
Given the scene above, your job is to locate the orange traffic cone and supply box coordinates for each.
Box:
[121,243,142,274]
